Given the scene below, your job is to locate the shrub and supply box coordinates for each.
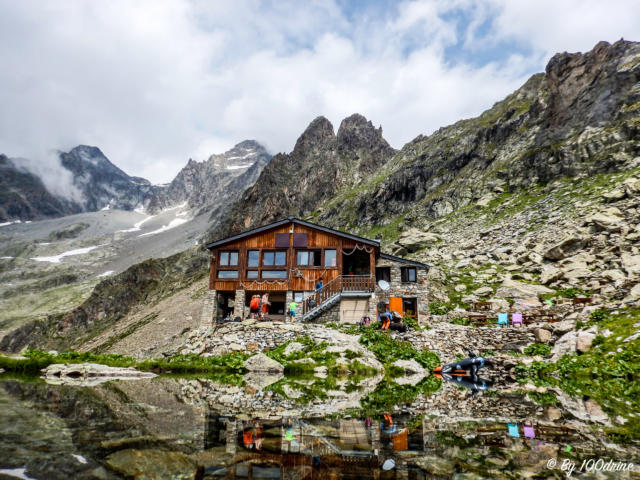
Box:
[524,343,552,357]
[429,302,454,315]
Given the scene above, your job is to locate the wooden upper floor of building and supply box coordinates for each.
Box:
[204,217,428,292]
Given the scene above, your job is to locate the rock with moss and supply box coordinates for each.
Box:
[244,352,284,373]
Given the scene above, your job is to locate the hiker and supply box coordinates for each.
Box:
[249,295,260,319]
[288,299,298,319]
[379,311,392,330]
[260,292,271,318]
[315,277,323,293]
[254,422,264,451]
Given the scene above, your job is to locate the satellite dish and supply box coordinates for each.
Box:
[378,280,390,291]
[382,459,396,470]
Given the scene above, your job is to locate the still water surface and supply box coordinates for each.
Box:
[0,373,638,479]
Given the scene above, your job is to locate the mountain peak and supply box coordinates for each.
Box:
[292,116,336,156]
[337,113,391,153]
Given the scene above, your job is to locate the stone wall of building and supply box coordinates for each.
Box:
[199,289,218,325]
[233,289,246,319]
[375,258,431,321]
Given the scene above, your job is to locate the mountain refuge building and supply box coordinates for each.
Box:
[202,218,430,323]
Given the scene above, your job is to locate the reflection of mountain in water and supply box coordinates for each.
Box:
[1,376,638,479]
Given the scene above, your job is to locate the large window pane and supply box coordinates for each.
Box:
[218,270,238,279]
[262,270,287,279]
[297,251,309,265]
[246,270,258,279]
[324,250,337,267]
[220,251,238,266]
[247,250,259,267]
[263,252,274,265]
[275,251,286,265]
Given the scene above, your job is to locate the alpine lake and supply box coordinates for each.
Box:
[1,360,638,480]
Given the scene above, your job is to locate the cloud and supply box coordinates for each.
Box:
[0,0,638,184]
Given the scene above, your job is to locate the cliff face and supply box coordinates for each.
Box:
[214,114,395,238]
[310,40,640,231]
[146,140,271,216]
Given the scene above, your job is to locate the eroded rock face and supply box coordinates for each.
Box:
[495,279,554,300]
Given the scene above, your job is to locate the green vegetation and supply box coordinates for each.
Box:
[264,336,377,376]
[540,287,591,302]
[358,376,441,415]
[357,325,440,370]
[515,307,640,440]
[523,343,552,357]
[450,317,470,326]
[527,391,558,406]
[0,350,249,375]
[429,301,455,315]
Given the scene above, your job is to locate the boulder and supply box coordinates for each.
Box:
[623,177,640,195]
[474,286,493,296]
[495,279,554,300]
[621,253,640,276]
[576,330,596,353]
[601,269,626,282]
[550,331,577,361]
[602,189,626,202]
[396,229,441,253]
[589,211,624,232]
[244,353,284,373]
[392,359,426,375]
[540,266,562,285]
[41,363,156,386]
[543,237,586,261]
[545,406,562,421]
[624,283,640,301]
[244,371,283,390]
[106,449,197,480]
[534,328,552,343]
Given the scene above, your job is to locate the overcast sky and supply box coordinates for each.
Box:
[1,0,639,184]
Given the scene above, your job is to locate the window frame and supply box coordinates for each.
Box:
[324,249,338,268]
[217,269,239,279]
[261,270,288,279]
[401,267,417,283]
[219,250,239,267]
[262,250,287,267]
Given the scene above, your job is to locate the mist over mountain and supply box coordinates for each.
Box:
[0,141,272,223]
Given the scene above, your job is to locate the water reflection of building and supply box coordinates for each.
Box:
[198,408,616,479]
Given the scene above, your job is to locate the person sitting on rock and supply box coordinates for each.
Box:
[379,311,392,330]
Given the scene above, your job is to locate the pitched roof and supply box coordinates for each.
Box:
[204,217,381,250]
[379,253,430,269]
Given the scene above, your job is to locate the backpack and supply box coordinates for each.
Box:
[250,297,260,309]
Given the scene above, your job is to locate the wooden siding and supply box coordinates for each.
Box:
[209,222,378,291]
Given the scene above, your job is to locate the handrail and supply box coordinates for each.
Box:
[301,274,374,317]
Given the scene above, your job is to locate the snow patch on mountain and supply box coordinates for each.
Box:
[31,244,108,263]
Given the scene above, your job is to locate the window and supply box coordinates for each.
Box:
[218,270,238,279]
[246,270,258,279]
[293,292,304,302]
[297,250,321,266]
[219,251,238,266]
[247,250,259,267]
[324,249,337,267]
[275,233,290,248]
[401,267,417,283]
[262,270,287,279]
[263,251,286,266]
[376,267,391,283]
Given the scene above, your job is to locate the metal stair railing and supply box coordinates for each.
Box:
[301,274,374,320]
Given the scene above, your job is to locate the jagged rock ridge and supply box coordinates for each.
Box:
[216,113,395,237]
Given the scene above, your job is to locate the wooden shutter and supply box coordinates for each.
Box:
[293,233,308,247]
[275,233,290,248]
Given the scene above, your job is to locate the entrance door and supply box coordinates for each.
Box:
[389,297,403,315]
